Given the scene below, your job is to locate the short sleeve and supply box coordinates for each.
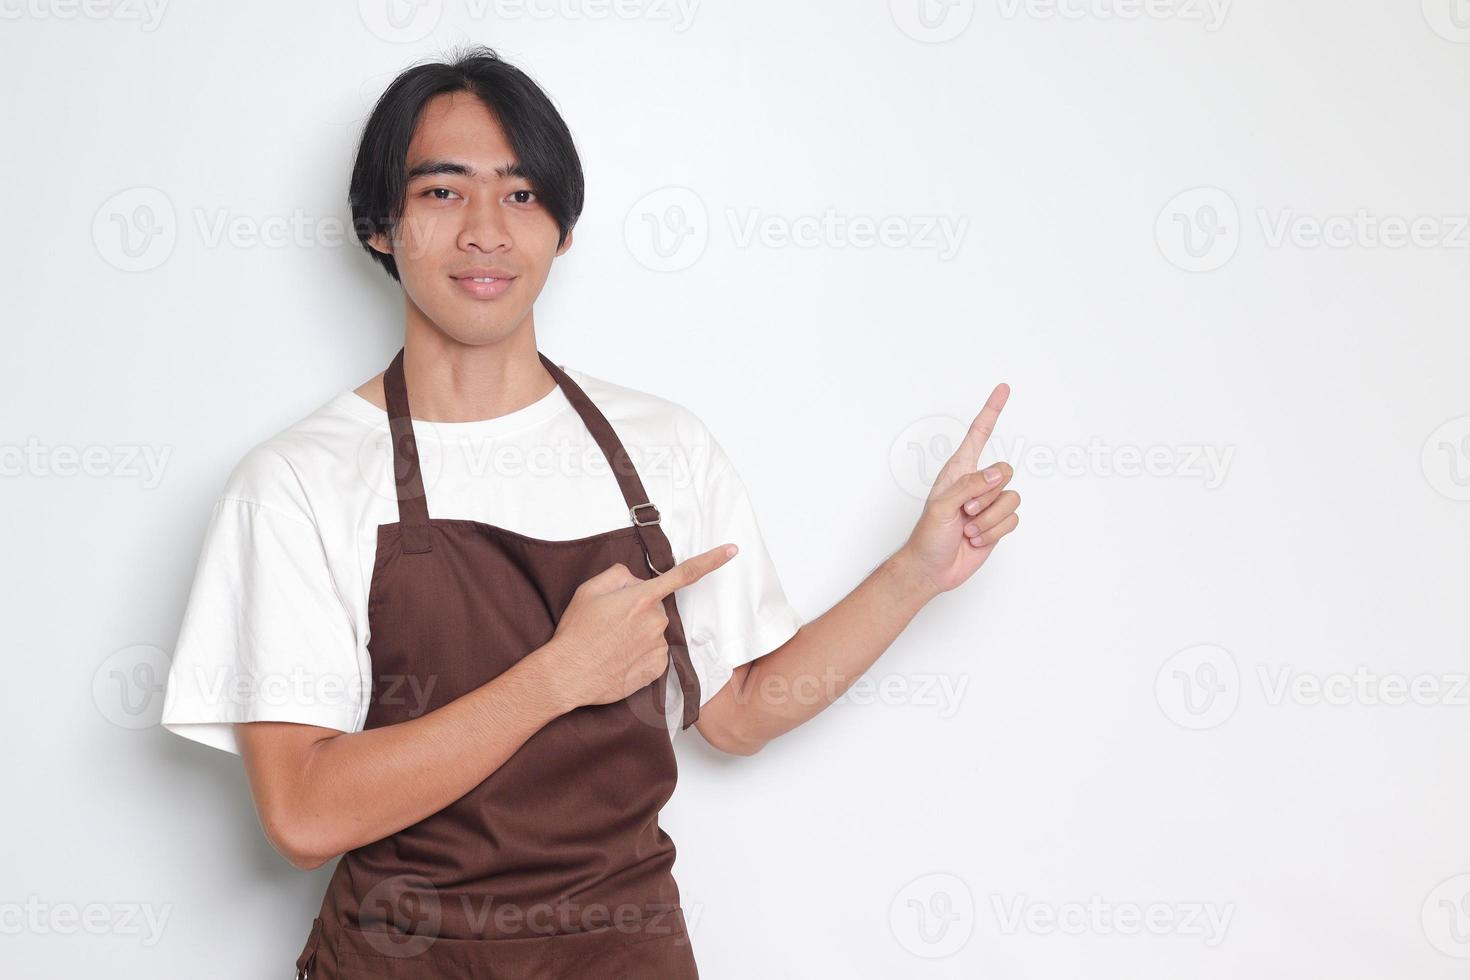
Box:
[160,457,364,756]
[676,424,804,710]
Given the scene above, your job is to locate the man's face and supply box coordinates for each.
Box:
[370,90,571,345]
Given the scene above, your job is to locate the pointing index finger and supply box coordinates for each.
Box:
[940,382,1011,482]
[641,543,738,600]
[965,382,1010,459]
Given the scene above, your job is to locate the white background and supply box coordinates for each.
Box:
[3,0,1469,977]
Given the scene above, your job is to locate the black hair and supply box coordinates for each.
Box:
[348,45,584,281]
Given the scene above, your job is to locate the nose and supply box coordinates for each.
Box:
[457,191,511,254]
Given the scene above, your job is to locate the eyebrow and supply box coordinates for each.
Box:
[405,159,530,181]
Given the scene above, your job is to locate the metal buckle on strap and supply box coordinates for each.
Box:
[630,503,671,575]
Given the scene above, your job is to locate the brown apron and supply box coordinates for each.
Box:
[293,346,703,979]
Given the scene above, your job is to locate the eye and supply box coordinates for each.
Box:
[421,187,460,201]
[508,189,538,205]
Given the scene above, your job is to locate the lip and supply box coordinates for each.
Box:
[450,270,517,300]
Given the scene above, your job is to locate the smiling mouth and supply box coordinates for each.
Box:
[451,274,517,298]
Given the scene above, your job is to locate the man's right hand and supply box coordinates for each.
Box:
[540,543,739,710]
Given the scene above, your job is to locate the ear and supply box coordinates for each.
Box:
[555,227,574,257]
[368,229,393,256]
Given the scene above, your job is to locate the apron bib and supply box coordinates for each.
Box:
[294,347,702,979]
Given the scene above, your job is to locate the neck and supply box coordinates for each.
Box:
[357,308,557,422]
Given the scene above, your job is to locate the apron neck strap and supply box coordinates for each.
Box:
[384,347,430,527]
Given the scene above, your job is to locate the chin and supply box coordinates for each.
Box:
[428,308,528,347]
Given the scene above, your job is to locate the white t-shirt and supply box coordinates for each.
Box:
[159,362,803,755]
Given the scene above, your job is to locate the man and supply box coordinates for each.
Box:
[160,46,1020,978]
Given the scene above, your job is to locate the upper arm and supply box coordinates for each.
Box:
[693,660,760,755]
[160,455,365,757]
[235,720,345,868]
[691,622,800,755]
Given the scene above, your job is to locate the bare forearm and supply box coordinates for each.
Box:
[730,550,939,746]
[271,646,569,866]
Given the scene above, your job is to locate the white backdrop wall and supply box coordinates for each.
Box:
[2,1,1469,977]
